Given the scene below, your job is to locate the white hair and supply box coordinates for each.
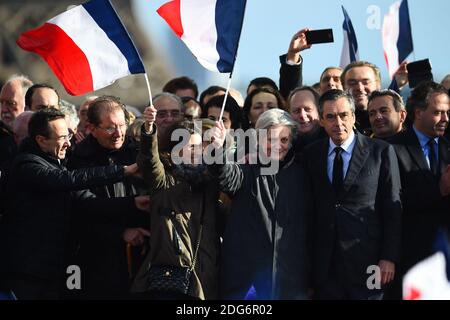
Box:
[60,100,80,129]
[5,74,33,93]
[255,108,298,139]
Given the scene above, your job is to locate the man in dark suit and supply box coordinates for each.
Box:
[368,90,407,140]
[304,89,402,299]
[0,109,148,299]
[388,81,450,290]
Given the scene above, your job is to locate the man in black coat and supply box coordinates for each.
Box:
[67,96,148,299]
[304,90,402,299]
[388,82,450,296]
[0,120,17,165]
[0,109,148,300]
[0,120,17,218]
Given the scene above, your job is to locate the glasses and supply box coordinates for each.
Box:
[96,124,128,135]
[156,110,182,119]
[50,133,73,142]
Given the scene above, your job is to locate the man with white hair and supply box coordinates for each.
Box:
[0,74,33,128]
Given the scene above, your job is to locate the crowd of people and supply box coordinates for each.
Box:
[1,28,450,300]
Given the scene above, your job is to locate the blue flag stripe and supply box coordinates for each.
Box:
[342,6,358,63]
[82,0,145,74]
[215,0,247,73]
[397,0,414,63]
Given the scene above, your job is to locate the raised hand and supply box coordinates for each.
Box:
[394,61,409,90]
[143,105,157,133]
[287,28,312,63]
[209,120,227,149]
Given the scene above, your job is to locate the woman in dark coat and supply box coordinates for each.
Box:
[209,108,312,300]
[132,108,225,300]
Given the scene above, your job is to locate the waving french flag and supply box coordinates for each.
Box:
[382,0,414,78]
[157,0,247,73]
[16,0,145,96]
[340,6,359,68]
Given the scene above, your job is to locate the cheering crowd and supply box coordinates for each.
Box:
[1,28,450,300]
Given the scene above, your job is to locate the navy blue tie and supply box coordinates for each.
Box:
[333,147,344,193]
[428,139,438,176]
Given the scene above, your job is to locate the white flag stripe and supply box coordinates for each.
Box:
[49,5,131,90]
[340,32,351,68]
[403,252,450,300]
[382,1,401,78]
[180,0,220,72]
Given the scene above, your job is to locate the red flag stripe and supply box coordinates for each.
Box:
[17,23,93,96]
[157,0,184,38]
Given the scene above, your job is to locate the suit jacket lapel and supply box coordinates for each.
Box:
[405,129,430,172]
[342,132,369,195]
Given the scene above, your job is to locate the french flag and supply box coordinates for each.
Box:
[157,0,247,73]
[403,230,450,300]
[16,0,145,96]
[340,6,359,68]
[382,0,414,78]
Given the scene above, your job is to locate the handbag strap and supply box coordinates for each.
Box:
[189,191,206,272]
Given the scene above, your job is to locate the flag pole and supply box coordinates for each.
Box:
[218,74,233,122]
[144,73,153,106]
[107,0,152,106]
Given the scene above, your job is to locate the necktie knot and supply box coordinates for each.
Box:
[427,139,436,148]
[334,147,343,157]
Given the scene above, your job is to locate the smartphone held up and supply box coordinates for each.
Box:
[305,29,334,45]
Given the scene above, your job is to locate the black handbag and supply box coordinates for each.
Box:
[146,193,205,295]
[147,265,192,295]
